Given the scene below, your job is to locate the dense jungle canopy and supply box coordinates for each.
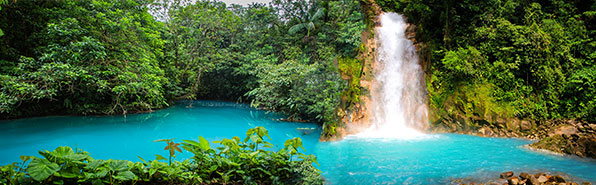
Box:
[1,0,595,135]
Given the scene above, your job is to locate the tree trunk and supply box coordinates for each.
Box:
[191,69,203,94]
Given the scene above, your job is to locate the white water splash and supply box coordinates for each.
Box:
[355,13,429,139]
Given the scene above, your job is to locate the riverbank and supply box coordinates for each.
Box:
[432,118,596,159]
[453,171,593,185]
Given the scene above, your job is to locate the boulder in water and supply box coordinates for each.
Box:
[519,173,539,185]
[500,171,514,179]
[507,176,520,185]
[537,175,548,183]
[519,172,531,180]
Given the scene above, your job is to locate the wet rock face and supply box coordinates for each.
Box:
[553,126,578,136]
[529,120,596,158]
[530,133,596,158]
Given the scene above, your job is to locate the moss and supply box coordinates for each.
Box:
[531,134,567,153]
[322,0,378,139]
[321,57,364,139]
[322,121,338,137]
[338,56,363,104]
[431,82,515,129]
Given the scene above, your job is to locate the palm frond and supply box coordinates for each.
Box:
[311,8,326,21]
[288,23,306,35]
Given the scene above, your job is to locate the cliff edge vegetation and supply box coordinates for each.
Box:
[370,0,596,157]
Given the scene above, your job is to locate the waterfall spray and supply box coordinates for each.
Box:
[355,13,428,139]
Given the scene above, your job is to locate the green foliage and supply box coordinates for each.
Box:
[379,0,596,123]
[0,0,168,117]
[247,60,345,122]
[0,0,365,130]
[0,1,4,37]
[436,83,515,124]
[289,8,326,37]
[16,146,141,185]
[338,57,363,104]
[0,127,324,185]
[241,0,363,125]
[564,66,596,122]
[0,0,366,131]
[26,158,58,182]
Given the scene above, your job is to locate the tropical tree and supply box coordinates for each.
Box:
[288,8,326,37]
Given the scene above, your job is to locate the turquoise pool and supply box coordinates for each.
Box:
[1,101,595,184]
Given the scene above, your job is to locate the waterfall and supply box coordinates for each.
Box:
[356,13,428,139]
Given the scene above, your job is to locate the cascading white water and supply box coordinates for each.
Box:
[356,13,428,139]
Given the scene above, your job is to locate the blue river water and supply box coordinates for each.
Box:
[1,101,595,184]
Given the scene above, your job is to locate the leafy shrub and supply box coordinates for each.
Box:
[247,60,344,123]
[0,127,324,185]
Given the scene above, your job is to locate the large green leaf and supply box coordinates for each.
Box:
[95,167,108,178]
[64,154,88,161]
[53,146,74,157]
[183,137,211,151]
[107,160,127,172]
[113,171,136,181]
[83,172,97,180]
[182,139,200,147]
[85,160,105,170]
[27,157,60,181]
[198,136,210,150]
[40,146,78,163]
[56,171,79,179]
[208,165,218,172]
